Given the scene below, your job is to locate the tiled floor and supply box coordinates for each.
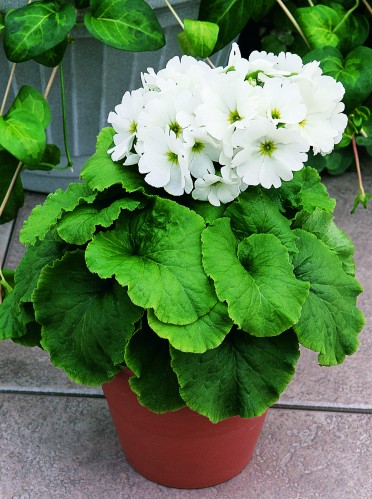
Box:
[0,168,371,498]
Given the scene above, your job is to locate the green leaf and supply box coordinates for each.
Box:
[0,108,46,165]
[296,5,340,49]
[147,301,233,353]
[356,115,372,155]
[57,197,143,245]
[0,150,24,224]
[225,188,298,254]
[84,0,165,52]
[10,85,51,129]
[292,229,364,366]
[34,250,143,385]
[293,208,356,276]
[306,148,353,176]
[125,324,185,413]
[186,199,226,224]
[86,197,217,325]
[198,0,257,52]
[81,127,147,193]
[171,329,300,422]
[4,1,77,62]
[33,37,68,67]
[12,319,42,348]
[20,182,97,245]
[202,218,309,337]
[304,46,372,112]
[178,19,219,58]
[0,235,67,340]
[278,167,336,214]
[24,144,61,172]
[328,3,369,54]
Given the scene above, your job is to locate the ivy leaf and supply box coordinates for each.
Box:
[296,5,340,49]
[86,197,217,325]
[57,197,143,245]
[304,46,372,112]
[225,188,298,254]
[0,235,67,340]
[10,85,51,129]
[0,150,24,224]
[34,250,143,385]
[292,229,364,366]
[178,19,219,58]
[147,301,233,353]
[20,182,97,245]
[24,144,61,172]
[293,208,356,276]
[4,1,76,62]
[202,218,309,337]
[125,324,185,413]
[198,0,257,53]
[84,0,165,52]
[0,108,46,165]
[81,127,147,193]
[171,329,300,422]
[328,3,369,54]
[33,38,69,67]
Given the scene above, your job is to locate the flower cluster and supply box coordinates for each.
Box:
[108,43,347,206]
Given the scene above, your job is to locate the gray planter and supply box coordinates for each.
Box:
[0,1,233,192]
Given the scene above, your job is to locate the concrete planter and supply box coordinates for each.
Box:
[0,1,232,192]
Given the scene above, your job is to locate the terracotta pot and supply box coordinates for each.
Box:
[102,370,267,489]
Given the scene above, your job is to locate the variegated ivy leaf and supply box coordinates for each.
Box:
[86,197,217,325]
[171,329,300,422]
[125,325,185,413]
[57,197,144,245]
[292,229,364,366]
[293,208,356,276]
[202,218,309,337]
[224,188,298,254]
[20,183,97,245]
[147,301,233,353]
[34,250,143,385]
[81,127,147,193]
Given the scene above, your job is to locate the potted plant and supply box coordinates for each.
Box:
[0,43,365,488]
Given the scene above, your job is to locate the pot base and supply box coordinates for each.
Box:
[103,370,267,489]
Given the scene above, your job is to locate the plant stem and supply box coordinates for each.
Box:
[44,65,59,100]
[360,128,368,138]
[333,0,360,34]
[164,0,184,29]
[275,0,311,48]
[352,135,365,197]
[0,161,23,220]
[59,63,73,167]
[307,0,315,5]
[361,0,372,15]
[0,63,17,116]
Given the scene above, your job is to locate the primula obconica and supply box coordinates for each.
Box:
[108,43,347,206]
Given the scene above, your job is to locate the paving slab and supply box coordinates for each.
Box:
[0,221,13,265]
[1,396,370,499]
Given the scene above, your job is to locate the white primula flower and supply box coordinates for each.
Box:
[192,166,242,206]
[195,72,261,141]
[107,88,144,162]
[258,78,307,125]
[275,52,303,74]
[138,127,192,196]
[232,120,309,188]
[182,128,220,178]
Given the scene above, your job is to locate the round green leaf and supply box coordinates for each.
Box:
[296,5,340,49]
[202,218,309,337]
[84,0,165,52]
[147,301,233,353]
[178,19,219,58]
[292,229,365,366]
[10,85,51,129]
[171,329,300,422]
[125,324,185,413]
[4,1,77,62]
[33,38,69,67]
[34,250,143,385]
[225,188,298,254]
[86,197,217,325]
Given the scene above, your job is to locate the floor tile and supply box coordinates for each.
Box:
[0,396,370,499]
[0,221,13,265]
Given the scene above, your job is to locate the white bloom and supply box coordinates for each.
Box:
[257,78,307,125]
[182,128,220,178]
[232,120,309,188]
[192,166,242,206]
[195,72,260,140]
[138,127,192,196]
[107,88,144,162]
[275,52,303,74]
